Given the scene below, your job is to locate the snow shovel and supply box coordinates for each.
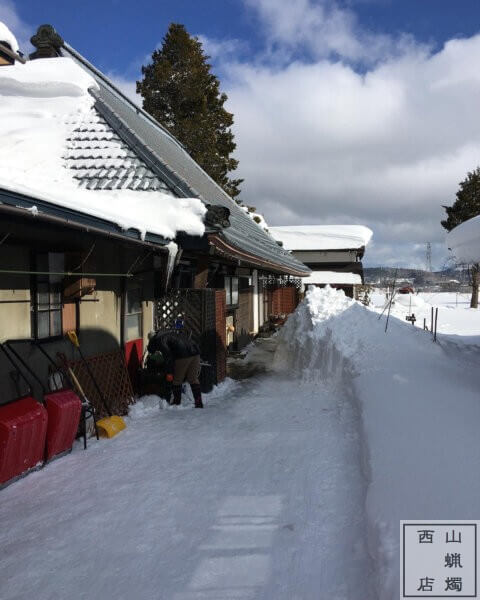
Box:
[66,331,126,438]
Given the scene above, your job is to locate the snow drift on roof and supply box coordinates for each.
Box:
[270,225,373,251]
[447,215,480,264]
[0,22,19,54]
[302,271,362,285]
[0,55,206,241]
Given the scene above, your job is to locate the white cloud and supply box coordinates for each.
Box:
[196,35,247,62]
[106,73,143,106]
[242,0,420,65]
[212,3,480,267]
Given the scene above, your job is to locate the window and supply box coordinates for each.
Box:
[125,286,143,341]
[225,276,239,306]
[32,253,64,339]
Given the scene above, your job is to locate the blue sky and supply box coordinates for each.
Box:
[3,0,480,268]
[11,0,480,75]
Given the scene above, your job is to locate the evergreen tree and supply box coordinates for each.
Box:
[441,167,480,307]
[137,23,243,198]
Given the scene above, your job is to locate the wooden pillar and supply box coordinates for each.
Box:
[252,269,259,333]
[194,257,209,289]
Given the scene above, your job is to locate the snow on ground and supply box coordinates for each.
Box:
[274,286,480,599]
[370,290,480,340]
[2,287,480,599]
[0,358,374,599]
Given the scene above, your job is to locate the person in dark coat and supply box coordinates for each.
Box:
[147,329,203,408]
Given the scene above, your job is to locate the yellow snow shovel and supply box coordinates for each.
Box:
[66,331,126,438]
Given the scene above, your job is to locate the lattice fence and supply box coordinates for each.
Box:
[259,275,302,289]
[154,289,220,392]
[69,350,134,418]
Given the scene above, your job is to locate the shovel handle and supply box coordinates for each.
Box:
[57,352,88,403]
[67,330,80,348]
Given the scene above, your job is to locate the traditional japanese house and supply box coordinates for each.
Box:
[0,25,205,408]
[270,225,372,298]
[0,23,310,409]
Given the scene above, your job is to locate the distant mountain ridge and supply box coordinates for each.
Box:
[364,267,470,285]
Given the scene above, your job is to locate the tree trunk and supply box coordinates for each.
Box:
[471,263,479,308]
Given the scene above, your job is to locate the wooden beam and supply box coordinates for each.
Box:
[193,257,209,289]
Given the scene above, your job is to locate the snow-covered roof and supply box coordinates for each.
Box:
[447,215,480,264]
[239,205,269,232]
[0,55,206,241]
[302,271,362,285]
[0,22,310,275]
[65,110,173,192]
[0,22,19,53]
[270,225,373,251]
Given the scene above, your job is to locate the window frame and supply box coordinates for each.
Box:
[224,276,239,307]
[124,285,143,342]
[31,252,64,341]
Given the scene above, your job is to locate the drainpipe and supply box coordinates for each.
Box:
[252,269,259,334]
[120,278,126,350]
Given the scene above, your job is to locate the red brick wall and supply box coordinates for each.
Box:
[215,289,227,383]
[272,286,298,315]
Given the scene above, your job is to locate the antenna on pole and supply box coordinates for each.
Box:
[426,242,432,272]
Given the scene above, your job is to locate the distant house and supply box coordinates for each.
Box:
[270,225,372,298]
[0,23,310,408]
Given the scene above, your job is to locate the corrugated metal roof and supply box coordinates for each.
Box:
[62,44,310,276]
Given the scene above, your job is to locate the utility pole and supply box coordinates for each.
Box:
[426,242,432,272]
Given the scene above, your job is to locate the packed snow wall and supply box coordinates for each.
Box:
[272,286,378,589]
[274,285,480,600]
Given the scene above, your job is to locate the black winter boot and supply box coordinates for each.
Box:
[191,383,203,408]
[172,384,182,405]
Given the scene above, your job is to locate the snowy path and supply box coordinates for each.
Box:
[0,374,374,600]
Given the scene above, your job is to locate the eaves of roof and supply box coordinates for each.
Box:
[0,187,169,249]
[294,246,366,258]
[209,234,311,277]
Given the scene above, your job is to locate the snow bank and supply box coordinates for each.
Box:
[0,22,19,53]
[270,225,373,250]
[447,214,480,264]
[0,55,206,240]
[274,286,480,599]
[302,270,362,285]
[393,293,426,308]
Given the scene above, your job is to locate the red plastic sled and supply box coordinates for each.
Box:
[0,396,48,485]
